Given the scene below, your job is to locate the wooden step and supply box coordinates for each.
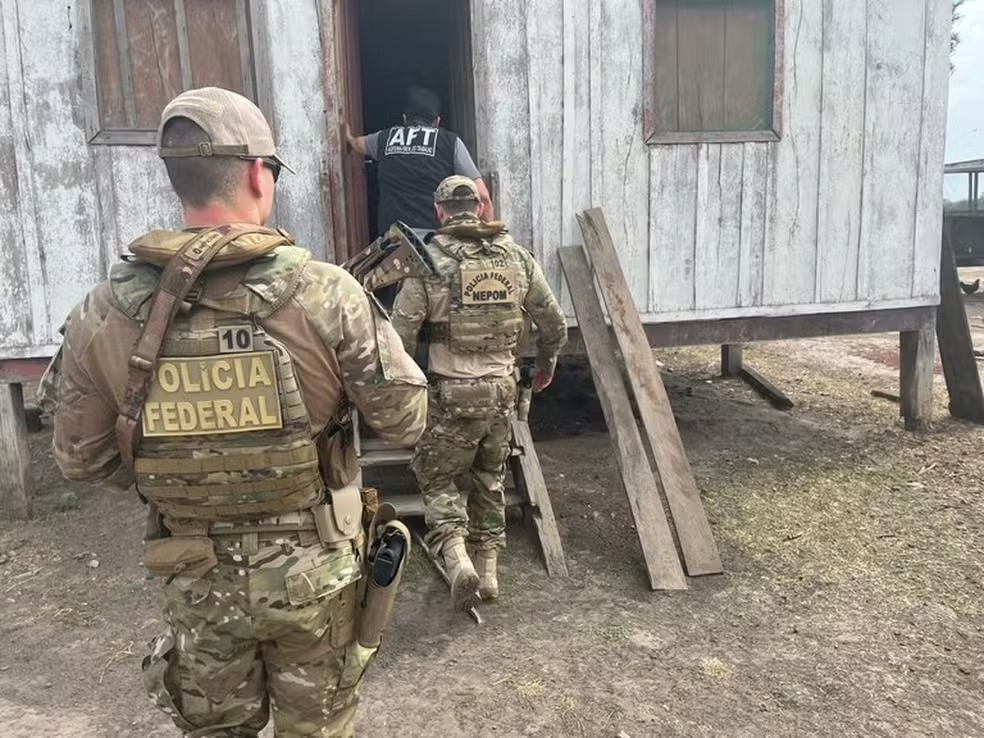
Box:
[382,490,524,518]
[358,449,413,467]
[358,442,522,462]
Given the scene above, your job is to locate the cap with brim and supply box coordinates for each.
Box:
[157,86,294,174]
[434,175,479,203]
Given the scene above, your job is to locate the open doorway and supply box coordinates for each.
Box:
[336,0,477,256]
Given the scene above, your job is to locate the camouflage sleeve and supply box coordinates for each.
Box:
[305,264,428,447]
[46,291,134,491]
[390,277,429,357]
[522,254,568,375]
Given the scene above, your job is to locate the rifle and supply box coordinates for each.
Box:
[342,221,436,292]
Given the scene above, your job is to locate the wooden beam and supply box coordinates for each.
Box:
[739,366,794,410]
[578,210,721,577]
[937,226,984,424]
[871,389,901,403]
[900,326,936,430]
[560,245,687,591]
[511,419,568,578]
[0,358,50,384]
[0,383,33,520]
[721,344,744,377]
[549,306,936,356]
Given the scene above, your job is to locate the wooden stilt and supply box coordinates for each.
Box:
[900,326,936,431]
[0,383,34,520]
[721,344,744,377]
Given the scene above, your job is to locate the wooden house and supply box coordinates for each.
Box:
[0,0,952,515]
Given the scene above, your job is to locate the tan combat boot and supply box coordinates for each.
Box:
[474,548,499,601]
[442,537,480,612]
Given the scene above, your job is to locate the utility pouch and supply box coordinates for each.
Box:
[317,424,359,489]
[143,502,167,543]
[313,485,363,548]
[438,377,514,420]
[143,536,217,581]
[358,505,411,649]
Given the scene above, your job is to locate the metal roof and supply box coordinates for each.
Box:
[945,159,984,174]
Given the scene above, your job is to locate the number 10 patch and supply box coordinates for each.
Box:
[218,325,255,353]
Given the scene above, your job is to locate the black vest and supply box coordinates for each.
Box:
[376,126,458,233]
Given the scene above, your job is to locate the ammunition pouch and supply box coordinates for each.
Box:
[358,504,411,649]
[435,376,517,420]
[314,485,364,547]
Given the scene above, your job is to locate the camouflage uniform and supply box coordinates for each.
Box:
[145,543,370,736]
[391,187,567,557]
[40,88,427,737]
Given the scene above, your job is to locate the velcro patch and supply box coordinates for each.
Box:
[460,268,518,306]
[142,351,284,437]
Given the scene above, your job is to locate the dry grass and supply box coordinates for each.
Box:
[662,342,984,620]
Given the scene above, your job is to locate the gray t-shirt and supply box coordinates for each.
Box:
[364,130,481,179]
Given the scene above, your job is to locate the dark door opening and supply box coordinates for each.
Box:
[348,0,477,246]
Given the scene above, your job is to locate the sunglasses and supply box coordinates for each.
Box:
[239,156,282,183]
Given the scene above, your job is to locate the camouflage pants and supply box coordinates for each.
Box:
[411,379,515,552]
[142,538,374,737]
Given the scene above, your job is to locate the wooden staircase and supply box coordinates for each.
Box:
[352,410,568,577]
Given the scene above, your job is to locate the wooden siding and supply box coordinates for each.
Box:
[0,0,332,357]
[475,0,951,323]
[0,0,953,358]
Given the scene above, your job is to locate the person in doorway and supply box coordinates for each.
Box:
[38,87,427,736]
[346,86,494,233]
[391,176,567,611]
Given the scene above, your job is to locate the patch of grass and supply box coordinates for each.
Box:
[661,342,984,620]
[53,492,81,513]
[699,656,736,683]
[595,624,632,643]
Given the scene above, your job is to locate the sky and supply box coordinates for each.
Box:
[945,0,984,199]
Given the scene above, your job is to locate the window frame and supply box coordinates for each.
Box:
[79,0,259,146]
[642,0,785,145]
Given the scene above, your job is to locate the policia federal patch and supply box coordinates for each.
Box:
[460,268,518,306]
[142,351,284,437]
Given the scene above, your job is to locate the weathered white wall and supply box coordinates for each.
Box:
[474,0,952,323]
[0,0,953,359]
[0,0,331,358]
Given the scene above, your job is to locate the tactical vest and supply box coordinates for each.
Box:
[425,233,528,353]
[111,244,326,522]
[377,125,457,232]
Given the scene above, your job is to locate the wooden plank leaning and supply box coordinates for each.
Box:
[510,419,568,578]
[577,208,722,576]
[559,246,687,591]
[937,224,984,424]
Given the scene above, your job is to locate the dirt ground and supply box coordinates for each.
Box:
[2,282,983,737]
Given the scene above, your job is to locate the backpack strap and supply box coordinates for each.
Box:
[115,224,273,471]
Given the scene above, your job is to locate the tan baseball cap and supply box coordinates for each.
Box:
[157,87,294,174]
[434,175,479,203]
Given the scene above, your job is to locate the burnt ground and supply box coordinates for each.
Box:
[2,280,984,737]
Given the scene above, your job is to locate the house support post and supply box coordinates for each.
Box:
[899,323,935,431]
